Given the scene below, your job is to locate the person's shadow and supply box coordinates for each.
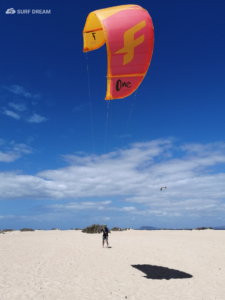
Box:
[131,264,193,280]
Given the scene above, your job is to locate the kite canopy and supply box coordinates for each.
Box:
[83,5,154,100]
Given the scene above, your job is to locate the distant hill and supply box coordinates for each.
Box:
[138,226,159,230]
[213,226,225,230]
[138,225,225,230]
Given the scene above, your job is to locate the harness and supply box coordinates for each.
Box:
[103,229,108,238]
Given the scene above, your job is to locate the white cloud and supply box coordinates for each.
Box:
[12,143,32,154]
[3,109,47,123]
[8,102,27,112]
[27,113,47,123]
[4,85,40,99]
[48,200,112,212]
[0,142,32,162]
[3,109,21,119]
[0,151,20,162]
[0,139,225,220]
[2,86,47,124]
[0,214,14,220]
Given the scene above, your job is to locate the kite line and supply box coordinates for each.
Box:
[122,92,137,146]
[86,53,95,153]
[104,100,111,154]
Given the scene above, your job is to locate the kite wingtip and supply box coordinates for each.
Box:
[83,47,90,52]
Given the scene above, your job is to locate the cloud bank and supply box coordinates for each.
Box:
[0,139,225,220]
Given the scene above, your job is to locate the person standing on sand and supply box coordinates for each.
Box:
[101,225,109,248]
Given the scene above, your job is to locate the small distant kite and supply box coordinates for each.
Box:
[160,186,167,191]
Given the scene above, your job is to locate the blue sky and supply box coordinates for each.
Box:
[0,0,225,229]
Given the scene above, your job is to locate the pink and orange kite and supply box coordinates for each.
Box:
[83,5,154,100]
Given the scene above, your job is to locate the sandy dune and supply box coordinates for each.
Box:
[0,230,224,299]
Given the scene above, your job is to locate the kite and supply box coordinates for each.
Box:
[83,5,154,100]
[160,186,167,191]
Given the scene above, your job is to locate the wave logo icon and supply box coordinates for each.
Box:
[5,8,16,14]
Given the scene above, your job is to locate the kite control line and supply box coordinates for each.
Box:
[104,100,111,154]
[86,53,95,153]
[122,92,137,146]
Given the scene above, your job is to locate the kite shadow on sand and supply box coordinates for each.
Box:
[131,265,193,280]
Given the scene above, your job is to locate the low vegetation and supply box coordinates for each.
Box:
[197,227,214,230]
[111,227,131,231]
[20,228,35,232]
[82,224,111,234]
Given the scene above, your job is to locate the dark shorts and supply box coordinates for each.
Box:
[102,235,108,241]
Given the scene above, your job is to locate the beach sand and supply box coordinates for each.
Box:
[0,229,224,299]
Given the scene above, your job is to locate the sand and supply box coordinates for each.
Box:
[0,229,224,300]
